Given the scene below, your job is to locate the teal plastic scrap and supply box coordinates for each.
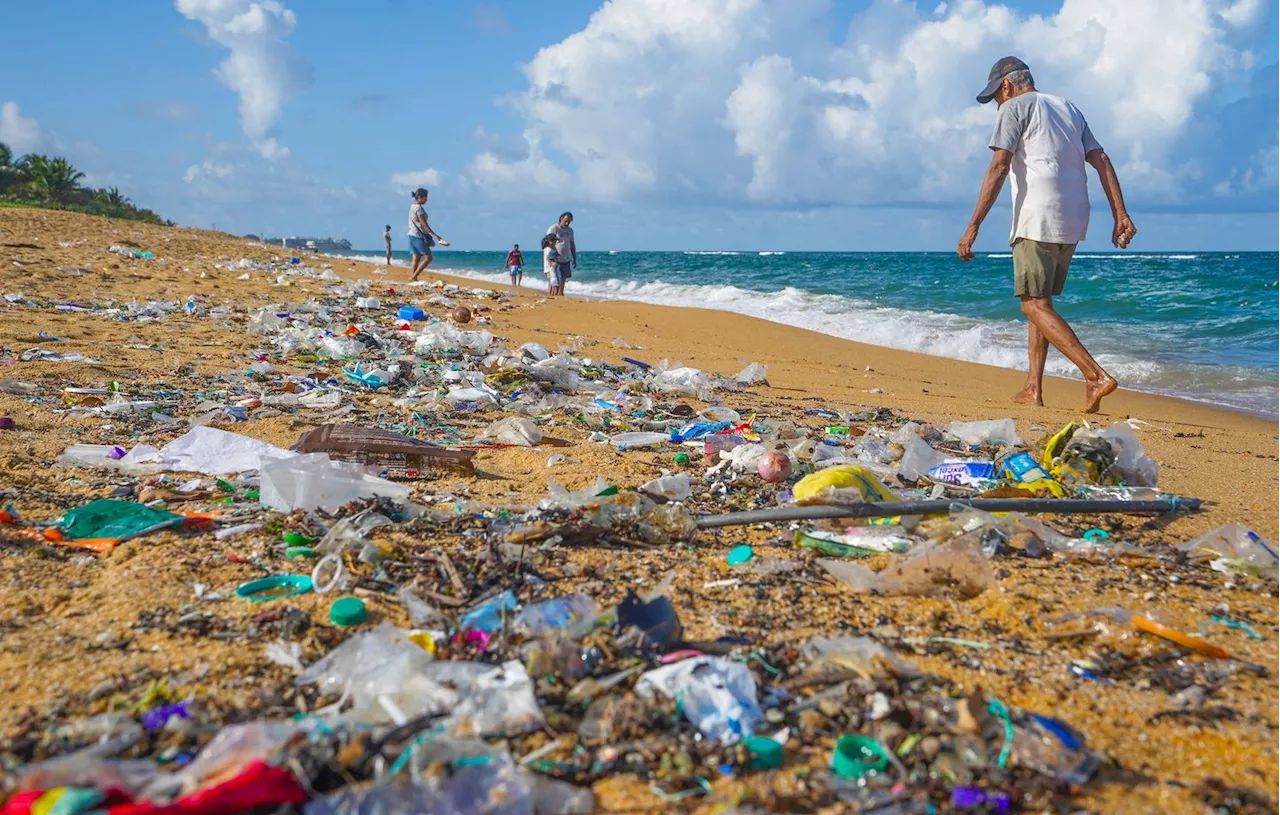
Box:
[58,499,184,541]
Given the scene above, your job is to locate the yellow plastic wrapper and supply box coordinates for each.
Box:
[793,465,899,502]
[1012,478,1067,498]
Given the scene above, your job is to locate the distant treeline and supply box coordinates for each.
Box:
[0,141,172,226]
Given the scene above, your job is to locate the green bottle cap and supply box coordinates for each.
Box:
[330,596,367,627]
[832,734,889,778]
[743,735,783,770]
[726,544,754,566]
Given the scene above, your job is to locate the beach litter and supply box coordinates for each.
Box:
[0,231,1272,815]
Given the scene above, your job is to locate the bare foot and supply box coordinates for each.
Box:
[1011,387,1043,406]
[1083,374,1118,414]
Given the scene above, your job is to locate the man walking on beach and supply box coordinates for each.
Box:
[546,212,577,294]
[957,57,1136,414]
[407,188,449,282]
[506,243,525,287]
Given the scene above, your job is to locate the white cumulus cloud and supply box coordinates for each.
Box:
[389,168,445,189]
[0,102,43,154]
[469,0,1273,209]
[175,0,309,160]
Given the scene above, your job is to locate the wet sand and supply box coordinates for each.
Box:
[0,208,1275,812]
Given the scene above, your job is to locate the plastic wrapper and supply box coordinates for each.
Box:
[802,636,920,679]
[819,538,992,598]
[947,418,1018,446]
[259,454,411,512]
[897,434,947,480]
[636,656,762,744]
[448,660,545,738]
[638,474,692,501]
[734,362,769,385]
[1177,523,1278,579]
[481,416,544,447]
[651,363,712,398]
[297,624,456,725]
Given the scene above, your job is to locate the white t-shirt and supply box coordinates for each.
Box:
[543,246,560,275]
[407,203,428,238]
[989,92,1102,246]
[546,223,574,260]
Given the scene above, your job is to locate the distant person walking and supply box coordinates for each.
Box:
[541,233,562,296]
[957,57,1135,414]
[383,225,392,266]
[545,212,576,296]
[407,187,450,282]
[506,244,525,287]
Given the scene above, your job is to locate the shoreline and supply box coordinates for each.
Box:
[328,250,1280,421]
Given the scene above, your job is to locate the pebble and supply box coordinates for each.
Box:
[1173,685,1207,710]
[868,692,891,721]
[87,679,119,702]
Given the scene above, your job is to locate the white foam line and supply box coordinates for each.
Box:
[326,252,1277,417]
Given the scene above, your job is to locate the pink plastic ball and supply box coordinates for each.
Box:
[758,450,792,483]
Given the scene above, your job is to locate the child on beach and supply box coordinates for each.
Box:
[506,244,525,287]
[541,233,562,296]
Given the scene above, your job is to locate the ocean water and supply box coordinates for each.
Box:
[334,248,1279,417]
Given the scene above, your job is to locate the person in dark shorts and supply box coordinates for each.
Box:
[957,57,1136,414]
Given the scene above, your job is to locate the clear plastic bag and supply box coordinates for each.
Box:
[636,656,762,744]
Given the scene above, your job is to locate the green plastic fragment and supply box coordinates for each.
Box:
[58,500,183,542]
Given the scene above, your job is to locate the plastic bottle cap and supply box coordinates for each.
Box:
[832,735,889,779]
[330,597,367,627]
[234,575,313,602]
[674,452,691,465]
[743,735,783,770]
[726,545,754,566]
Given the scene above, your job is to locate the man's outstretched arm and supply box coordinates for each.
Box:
[1085,148,1136,249]
[957,148,1013,261]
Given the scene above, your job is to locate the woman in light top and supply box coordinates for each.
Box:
[406,188,449,282]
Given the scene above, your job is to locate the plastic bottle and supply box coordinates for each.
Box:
[512,594,597,636]
[609,431,670,450]
[638,474,692,501]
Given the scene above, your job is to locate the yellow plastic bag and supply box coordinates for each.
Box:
[793,466,898,502]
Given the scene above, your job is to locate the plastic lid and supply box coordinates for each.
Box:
[330,596,367,627]
[832,734,889,779]
[726,545,754,566]
[743,735,783,770]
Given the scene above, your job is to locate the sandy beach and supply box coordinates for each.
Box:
[0,208,1276,812]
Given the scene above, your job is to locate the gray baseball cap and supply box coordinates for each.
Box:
[976,56,1029,103]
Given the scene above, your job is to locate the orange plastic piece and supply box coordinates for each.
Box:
[1133,615,1231,660]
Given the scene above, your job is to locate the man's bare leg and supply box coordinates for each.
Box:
[1013,320,1049,405]
[1019,296,1117,412]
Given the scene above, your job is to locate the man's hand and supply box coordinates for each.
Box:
[1111,215,1136,249]
[573,258,578,269]
[957,225,979,262]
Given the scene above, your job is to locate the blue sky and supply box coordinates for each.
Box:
[3,0,1276,251]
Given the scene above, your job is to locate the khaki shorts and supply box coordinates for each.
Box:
[1013,238,1076,298]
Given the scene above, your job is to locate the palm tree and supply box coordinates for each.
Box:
[96,186,130,208]
[17,154,85,205]
[0,142,17,195]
